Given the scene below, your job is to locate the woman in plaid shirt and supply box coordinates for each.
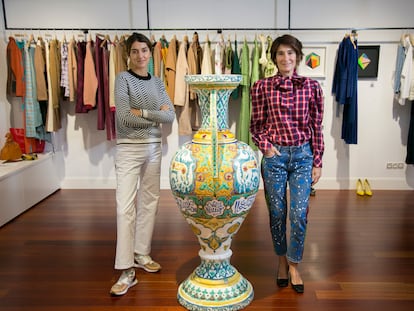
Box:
[250,34,324,294]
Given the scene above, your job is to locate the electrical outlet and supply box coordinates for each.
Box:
[386,162,405,169]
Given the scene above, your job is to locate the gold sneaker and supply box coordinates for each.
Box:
[110,268,138,296]
[134,254,161,273]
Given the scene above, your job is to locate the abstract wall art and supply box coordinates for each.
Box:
[357,45,380,78]
[298,46,326,78]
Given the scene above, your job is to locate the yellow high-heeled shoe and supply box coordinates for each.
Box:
[363,179,372,196]
[356,179,365,196]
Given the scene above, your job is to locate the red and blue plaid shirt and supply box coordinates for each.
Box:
[250,73,324,167]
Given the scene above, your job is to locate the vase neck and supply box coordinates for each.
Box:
[196,88,233,130]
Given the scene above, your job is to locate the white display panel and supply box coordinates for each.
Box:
[3,0,148,29]
[290,0,414,29]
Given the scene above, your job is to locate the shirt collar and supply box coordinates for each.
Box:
[272,72,305,90]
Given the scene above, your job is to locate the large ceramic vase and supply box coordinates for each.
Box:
[169,74,260,311]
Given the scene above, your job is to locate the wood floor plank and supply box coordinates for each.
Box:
[316,282,414,300]
[0,189,413,311]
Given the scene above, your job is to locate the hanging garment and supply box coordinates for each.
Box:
[102,44,115,141]
[95,35,106,130]
[187,34,199,100]
[201,37,212,74]
[231,39,241,100]
[34,38,47,101]
[153,40,162,78]
[192,32,203,75]
[264,35,277,78]
[174,37,192,135]
[214,35,225,74]
[174,37,189,108]
[393,35,407,95]
[248,38,260,150]
[407,101,414,164]
[259,34,268,78]
[67,37,78,102]
[165,36,177,103]
[160,35,169,84]
[115,35,128,73]
[76,41,88,113]
[6,37,25,97]
[83,39,98,110]
[399,35,413,105]
[250,38,260,88]
[60,40,70,98]
[68,38,78,102]
[224,38,233,75]
[45,39,61,132]
[23,42,48,141]
[187,32,202,130]
[237,38,250,144]
[332,35,358,144]
[109,41,117,113]
[33,38,48,124]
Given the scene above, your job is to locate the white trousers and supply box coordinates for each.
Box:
[114,143,161,270]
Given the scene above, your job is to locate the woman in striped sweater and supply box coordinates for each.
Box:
[110,33,175,296]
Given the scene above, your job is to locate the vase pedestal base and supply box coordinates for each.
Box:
[177,250,254,311]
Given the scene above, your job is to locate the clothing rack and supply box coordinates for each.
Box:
[5,28,411,46]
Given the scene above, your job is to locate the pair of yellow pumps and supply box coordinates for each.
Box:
[356,178,372,196]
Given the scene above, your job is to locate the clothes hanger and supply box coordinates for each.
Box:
[26,33,35,47]
[409,33,414,46]
[100,34,110,48]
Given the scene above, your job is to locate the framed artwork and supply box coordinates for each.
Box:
[298,46,326,78]
[357,45,380,78]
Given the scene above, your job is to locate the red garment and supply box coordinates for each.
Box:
[75,41,88,113]
[95,36,105,130]
[6,37,25,97]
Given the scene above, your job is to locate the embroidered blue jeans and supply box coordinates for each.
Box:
[261,142,313,263]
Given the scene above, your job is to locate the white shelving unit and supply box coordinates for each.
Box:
[0,152,60,227]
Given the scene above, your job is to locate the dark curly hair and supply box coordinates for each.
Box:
[270,34,304,67]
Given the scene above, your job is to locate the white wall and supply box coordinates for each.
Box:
[1,0,413,190]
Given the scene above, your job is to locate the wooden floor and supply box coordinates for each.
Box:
[0,189,413,311]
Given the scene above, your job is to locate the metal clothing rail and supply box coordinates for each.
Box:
[2,27,414,32]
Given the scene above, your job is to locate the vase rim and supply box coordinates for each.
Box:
[184,74,242,84]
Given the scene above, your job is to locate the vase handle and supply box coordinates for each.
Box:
[210,90,219,179]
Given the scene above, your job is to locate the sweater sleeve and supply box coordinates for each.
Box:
[142,78,175,124]
[115,74,153,128]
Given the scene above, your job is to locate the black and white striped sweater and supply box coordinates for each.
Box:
[114,70,175,144]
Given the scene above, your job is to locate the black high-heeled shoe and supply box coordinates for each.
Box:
[277,277,289,287]
[291,281,304,293]
[289,270,304,293]
[276,266,289,287]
